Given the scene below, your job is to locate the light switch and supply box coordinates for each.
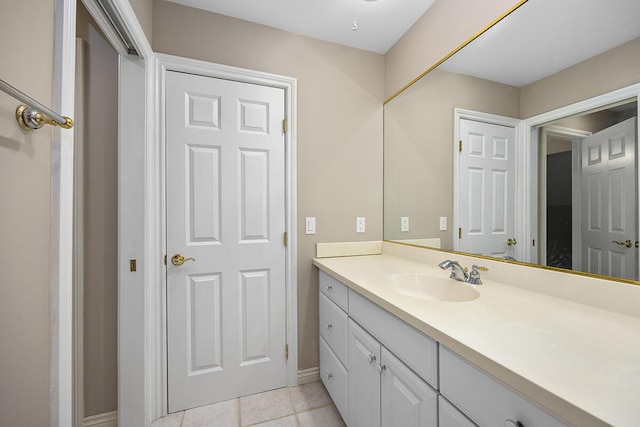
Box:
[305,217,316,235]
[401,217,409,232]
[356,217,365,233]
[439,216,447,231]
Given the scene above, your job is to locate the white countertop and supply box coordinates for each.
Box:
[313,251,640,427]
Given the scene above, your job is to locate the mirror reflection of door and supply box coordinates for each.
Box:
[457,117,517,259]
[542,100,638,281]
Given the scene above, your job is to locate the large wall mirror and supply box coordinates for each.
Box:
[384,0,640,282]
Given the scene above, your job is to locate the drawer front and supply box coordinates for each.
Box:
[319,292,348,366]
[319,270,349,312]
[439,396,477,427]
[349,290,438,388]
[319,336,348,423]
[440,346,566,427]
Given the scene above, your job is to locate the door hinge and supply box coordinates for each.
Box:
[283,117,288,133]
[284,231,288,246]
[458,227,462,239]
[285,344,289,360]
[459,140,462,152]
[164,255,167,266]
[532,239,536,247]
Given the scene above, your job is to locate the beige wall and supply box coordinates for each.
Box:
[520,37,640,118]
[153,0,384,371]
[76,4,119,418]
[384,69,520,249]
[0,3,54,427]
[129,0,153,43]
[384,0,522,99]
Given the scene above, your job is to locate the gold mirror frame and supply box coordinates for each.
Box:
[382,0,640,287]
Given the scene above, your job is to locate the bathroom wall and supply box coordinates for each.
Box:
[384,0,521,99]
[520,37,640,118]
[384,69,520,249]
[153,0,385,371]
[76,3,119,418]
[0,2,54,426]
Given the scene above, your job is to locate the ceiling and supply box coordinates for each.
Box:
[440,0,640,87]
[164,0,437,54]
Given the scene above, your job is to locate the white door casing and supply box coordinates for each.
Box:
[579,117,637,280]
[165,70,288,412]
[455,115,518,259]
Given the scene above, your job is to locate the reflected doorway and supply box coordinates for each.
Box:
[540,100,638,280]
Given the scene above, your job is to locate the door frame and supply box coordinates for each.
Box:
[155,53,298,415]
[453,108,521,257]
[522,83,640,268]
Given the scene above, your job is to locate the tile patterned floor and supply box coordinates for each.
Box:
[151,381,346,427]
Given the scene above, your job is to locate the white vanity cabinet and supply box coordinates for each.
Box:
[440,346,565,427]
[319,271,350,421]
[348,319,438,427]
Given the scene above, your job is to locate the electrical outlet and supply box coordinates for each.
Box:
[401,217,409,232]
[356,217,365,233]
[305,217,316,235]
[439,216,447,231]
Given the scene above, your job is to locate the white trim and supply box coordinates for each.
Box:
[84,411,118,427]
[155,53,298,415]
[52,0,76,425]
[73,37,85,427]
[452,108,521,256]
[80,0,129,56]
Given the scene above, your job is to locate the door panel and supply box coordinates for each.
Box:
[166,70,287,412]
[580,117,637,280]
[458,119,517,258]
[348,319,381,427]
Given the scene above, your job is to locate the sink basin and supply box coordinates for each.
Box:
[385,273,480,302]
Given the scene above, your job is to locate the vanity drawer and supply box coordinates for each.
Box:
[348,290,438,388]
[439,396,477,427]
[319,270,349,311]
[319,292,348,366]
[320,336,348,422]
[440,346,566,427]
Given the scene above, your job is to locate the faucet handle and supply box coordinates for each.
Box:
[467,265,487,285]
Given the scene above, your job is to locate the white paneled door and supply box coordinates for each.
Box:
[458,119,517,258]
[165,71,287,412]
[580,117,637,280]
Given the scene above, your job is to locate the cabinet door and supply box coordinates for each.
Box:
[348,319,381,427]
[439,396,477,427]
[381,347,438,427]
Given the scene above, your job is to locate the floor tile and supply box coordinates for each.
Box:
[297,404,345,427]
[251,414,299,427]
[290,382,332,413]
[151,411,184,427]
[240,388,295,426]
[183,398,239,427]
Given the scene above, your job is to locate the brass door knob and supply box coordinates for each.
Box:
[612,240,633,248]
[171,254,196,266]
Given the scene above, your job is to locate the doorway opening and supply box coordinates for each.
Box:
[539,99,638,280]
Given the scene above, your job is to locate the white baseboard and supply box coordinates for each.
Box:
[297,367,320,385]
[85,410,118,427]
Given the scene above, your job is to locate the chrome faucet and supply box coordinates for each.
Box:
[438,260,488,285]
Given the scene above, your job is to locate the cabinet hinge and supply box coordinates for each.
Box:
[283,117,288,133]
[459,140,462,152]
[285,344,289,360]
[284,231,288,247]
[458,228,462,239]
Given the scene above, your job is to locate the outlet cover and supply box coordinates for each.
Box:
[401,217,409,232]
[356,217,365,233]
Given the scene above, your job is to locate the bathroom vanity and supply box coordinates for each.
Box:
[314,242,640,427]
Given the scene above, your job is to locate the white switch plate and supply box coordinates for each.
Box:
[439,216,447,231]
[401,216,409,232]
[305,217,316,235]
[356,217,365,233]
